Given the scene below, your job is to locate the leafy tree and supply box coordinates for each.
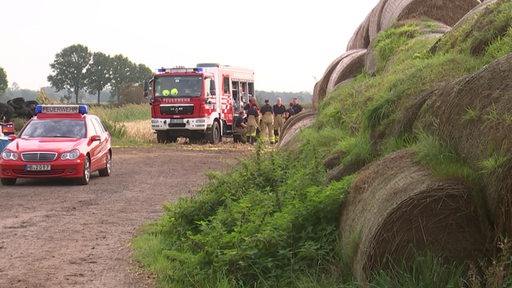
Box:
[119,83,145,104]
[134,64,153,87]
[47,44,92,104]
[0,67,7,96]
[110,54,137,103]
[85,52,112,104]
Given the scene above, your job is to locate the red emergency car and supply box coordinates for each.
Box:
[0,105,112,185]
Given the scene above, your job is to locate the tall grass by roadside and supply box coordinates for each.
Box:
[89,103,150,122]
[89,104,155,146]
[133,142,354,287]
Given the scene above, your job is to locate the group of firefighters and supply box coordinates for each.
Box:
[234,97,304,145]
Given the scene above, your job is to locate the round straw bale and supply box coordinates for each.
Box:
[364,48,379,76]
[314,51,364,107]
[279,111,317,151]
[368,0,390,44]
[314,54,349,107]
[417,20,451,36]
[312,81,321,111]
[380,0,479,32]
[416,53,512,235]
[327,49,367,94]
[313,78,328,111]
[323,153,342,170]
[347,14,371,50]
[339,149,491,282]
[430,0,499,54]
[451,0,497,30]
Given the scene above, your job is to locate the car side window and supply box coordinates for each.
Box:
[71,121,86,138]
[89,117,106,135]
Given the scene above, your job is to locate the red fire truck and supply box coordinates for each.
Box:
[144,63,255,144]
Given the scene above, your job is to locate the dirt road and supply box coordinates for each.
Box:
[0,146,251,288]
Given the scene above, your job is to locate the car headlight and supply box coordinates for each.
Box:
[61,149,80,160]
[1,149,18,160]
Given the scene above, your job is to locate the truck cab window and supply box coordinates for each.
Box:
[154,76,202,97]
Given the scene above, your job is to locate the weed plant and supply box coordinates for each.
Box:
[369,250,466,288]
[133,143,354,287]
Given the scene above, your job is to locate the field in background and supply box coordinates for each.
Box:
[122,120,155,143]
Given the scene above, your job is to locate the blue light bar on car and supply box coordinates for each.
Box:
[35,105,88,115]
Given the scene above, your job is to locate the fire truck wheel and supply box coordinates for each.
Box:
[207,121,221,144]
[156,131,168,143]
[156,131,177,143]
[188,132,205,144]
[1,178,16,185]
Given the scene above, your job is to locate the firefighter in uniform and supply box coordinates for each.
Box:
[234,110,247,143]
[273,97,286,143]
[260,99,275,144]
[285,102,295,121]
[246,102,259,145]
[292,97,304,114]
[244,97,258,113]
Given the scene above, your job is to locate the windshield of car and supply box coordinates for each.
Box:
[20,119,86,138]
[154,75,202,97]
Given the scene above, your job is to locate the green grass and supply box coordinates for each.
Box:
[369,250,466,288]
[412,131,479,183]
[89,103,154,146]
[89,103,150,122]
[480,153,508,175]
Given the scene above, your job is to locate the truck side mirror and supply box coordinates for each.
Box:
[143,80,149,98]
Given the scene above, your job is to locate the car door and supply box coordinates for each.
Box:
[87,116,108,171]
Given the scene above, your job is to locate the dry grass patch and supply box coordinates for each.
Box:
[122,120,155,143]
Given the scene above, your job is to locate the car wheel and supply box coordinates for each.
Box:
[1,178,16,185]
[77,156,91,185]
[98,152,112,177]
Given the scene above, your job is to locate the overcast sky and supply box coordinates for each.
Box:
[1,0,380,93]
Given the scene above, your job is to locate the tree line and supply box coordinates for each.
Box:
[47,44,152,104]
[1,47,312,105]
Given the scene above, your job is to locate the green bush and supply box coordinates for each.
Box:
[134,144,355,287]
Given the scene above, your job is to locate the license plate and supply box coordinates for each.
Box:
[25,164,51,171]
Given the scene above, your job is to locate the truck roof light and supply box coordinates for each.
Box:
[156,67,202,74]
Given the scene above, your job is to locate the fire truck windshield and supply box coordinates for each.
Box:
[154,75,202,97]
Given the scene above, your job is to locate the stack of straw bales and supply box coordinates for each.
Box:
[347,0,480,51]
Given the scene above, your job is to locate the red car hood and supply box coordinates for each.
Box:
[7,138,86,153]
